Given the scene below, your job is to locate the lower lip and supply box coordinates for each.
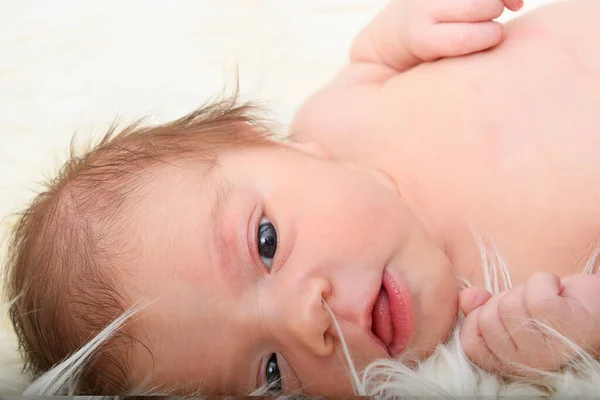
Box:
[382,270,415,357]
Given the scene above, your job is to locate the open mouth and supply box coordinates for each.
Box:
[372,286,394,349]
[370,271,415,357]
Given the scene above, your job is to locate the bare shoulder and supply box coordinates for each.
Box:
[289,63,395,162]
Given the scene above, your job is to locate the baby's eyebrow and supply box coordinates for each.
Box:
[210,177,234,226]
[209,177,236,275]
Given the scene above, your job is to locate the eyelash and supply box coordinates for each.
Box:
[265,353,282,393]
[256,353,281,394]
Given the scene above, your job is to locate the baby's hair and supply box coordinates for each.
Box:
[3,92,277,395]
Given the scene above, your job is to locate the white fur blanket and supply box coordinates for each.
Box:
[2,0,594,397]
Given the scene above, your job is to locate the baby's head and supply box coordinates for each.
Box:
[4,96,459,396]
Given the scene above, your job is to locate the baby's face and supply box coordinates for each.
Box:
[123,142,459,395]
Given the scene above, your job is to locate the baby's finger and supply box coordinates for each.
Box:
[460,287,492,316]
[496,285,528,351]
[497,285,567,373]
[428,0,505,23]
[414,22,504,61]
[525,272,583,346]
[503,0,524,12]
[475,292,520,371]
[526,272,573,332]
[460,306,503,371]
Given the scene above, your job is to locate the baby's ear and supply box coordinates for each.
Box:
[284,141,332,160]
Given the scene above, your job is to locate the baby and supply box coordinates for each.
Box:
[5,0,600,396]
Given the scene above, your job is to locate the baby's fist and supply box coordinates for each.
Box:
[460,272,600,375]
[351,0,524,73]
[405,0,523,63]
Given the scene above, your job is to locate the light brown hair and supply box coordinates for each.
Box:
[3,95,277,395]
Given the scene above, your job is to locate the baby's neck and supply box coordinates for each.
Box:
[369,163,488,288]
[389,169,450,255]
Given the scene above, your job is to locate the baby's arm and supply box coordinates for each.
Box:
[351,0,523,74]
[290,0,523,153]
[460,272,600,375]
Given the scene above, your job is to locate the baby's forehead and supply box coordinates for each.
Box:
[127,315,252,395]
[124,237,257,395]
[129,161,218,205]
[120,159,245,277]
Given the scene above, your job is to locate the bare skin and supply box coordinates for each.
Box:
[291,0,600,375]
[292,0,600,292]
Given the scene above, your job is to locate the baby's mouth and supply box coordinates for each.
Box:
[371,286,394,350]
[370,270,415,358]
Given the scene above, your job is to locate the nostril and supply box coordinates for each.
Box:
[322,299,340,337]
[322,297,334,316]
[318,277,333,302]
[322,332,334,355]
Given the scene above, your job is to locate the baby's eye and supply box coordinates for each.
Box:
[265,353,282,393]
[258,216,277,270]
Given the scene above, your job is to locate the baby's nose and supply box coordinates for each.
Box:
[283,277,334,357]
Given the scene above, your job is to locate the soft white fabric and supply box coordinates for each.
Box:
[0,0,569,395]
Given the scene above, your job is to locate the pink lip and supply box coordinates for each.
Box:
[370,270,415,357]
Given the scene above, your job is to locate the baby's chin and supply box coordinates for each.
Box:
[407,272,460,363]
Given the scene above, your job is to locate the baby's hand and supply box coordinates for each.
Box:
[351,0,524,73]
[460,272,600,375]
